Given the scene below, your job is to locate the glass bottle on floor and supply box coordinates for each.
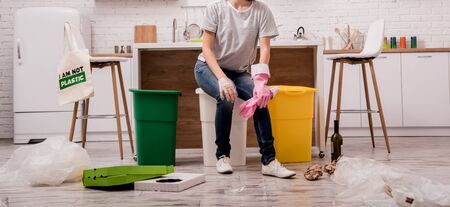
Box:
[331,120,343,161]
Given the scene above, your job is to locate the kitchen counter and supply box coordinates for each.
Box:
[132,41,325,153]
[134,40,323,50]
[92,40,323,58]
[92,53,133,58]
[324,48,450,54]
[94,47,450,57]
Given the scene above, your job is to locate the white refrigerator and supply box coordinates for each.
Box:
[13,7,91,144]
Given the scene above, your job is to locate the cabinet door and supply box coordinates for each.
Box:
[361,54,403,127]
[87,60,133,137]
[401,53,450,127]
[323,57,361,127]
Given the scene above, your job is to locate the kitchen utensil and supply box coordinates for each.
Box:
[172,18,177,43]
[183,9,189,40]
[183,30,189,40]
[347,24,350,42]
[352,30,364,49]
[114,45,119,54]
[120,45,125,53]
[186,23,202,40]
[134,25,157,43]
[344,32,355,50]
[126,45,132,53]
[335,28,347,43]
[342,30,361,50]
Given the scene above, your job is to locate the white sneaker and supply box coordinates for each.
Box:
[216,155,233,174]
[262,159,296,178]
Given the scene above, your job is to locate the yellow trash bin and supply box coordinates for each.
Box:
[268,86,317,163]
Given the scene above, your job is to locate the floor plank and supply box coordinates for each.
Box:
[0,137,449,207]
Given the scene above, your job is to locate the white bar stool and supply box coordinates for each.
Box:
[64,23,134,159]
[325,19,391,153]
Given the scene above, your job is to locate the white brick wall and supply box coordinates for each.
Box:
[1,0,450,138]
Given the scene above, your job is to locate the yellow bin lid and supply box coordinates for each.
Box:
[271,85,317,95]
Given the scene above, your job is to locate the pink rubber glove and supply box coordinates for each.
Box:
[239,87,278,119]
[251,64,272,108]
[253,74,272,108]
[239,97,259,119]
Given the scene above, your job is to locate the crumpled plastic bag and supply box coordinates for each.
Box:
[0,136,90,186]
[331,156,450,207]
[387,174,450,207]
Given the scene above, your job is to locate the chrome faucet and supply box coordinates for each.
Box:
[172,18,177,43]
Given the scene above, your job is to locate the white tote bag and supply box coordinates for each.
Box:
[56,23,94,105]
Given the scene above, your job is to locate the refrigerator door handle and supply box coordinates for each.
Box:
[17,39,22,65]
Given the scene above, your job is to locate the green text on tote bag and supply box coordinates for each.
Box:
[59,66,87,90]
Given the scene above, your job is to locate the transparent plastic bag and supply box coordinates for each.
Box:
[331,157,405,203]
[331,157,450,207]
[331,157,394,202]
[0,136,90,186]
[387,174,450,207]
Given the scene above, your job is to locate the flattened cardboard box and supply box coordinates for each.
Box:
[135,173,205,192]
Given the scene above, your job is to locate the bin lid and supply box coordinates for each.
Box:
[129,88,181,96]
[271,85,317,94]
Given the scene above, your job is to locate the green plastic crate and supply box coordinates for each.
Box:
[129,89,181,166]
[83,165,174,187]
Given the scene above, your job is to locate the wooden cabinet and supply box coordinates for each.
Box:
[323,58,362,127]
[140,48,316,148]
[401,53,450,127]
[361,53,403,127]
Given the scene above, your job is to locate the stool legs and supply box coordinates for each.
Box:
[69,101,79,142]
[336,62,345,121]
[116,62,135,154]
[111,63,124,160]
[81,98,90,148]
[325,60,337,142]
[369,60,391,153]
[361,63,376,148]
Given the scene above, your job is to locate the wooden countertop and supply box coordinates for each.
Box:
[324,48,450,54]
[93,41,323,58]
[93,48,450,58]
[91,53,133,58]
[134,40,323,51]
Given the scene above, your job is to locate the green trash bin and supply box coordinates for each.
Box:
[129,89,181,166]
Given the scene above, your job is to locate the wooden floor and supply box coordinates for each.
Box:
[0,137,450,207]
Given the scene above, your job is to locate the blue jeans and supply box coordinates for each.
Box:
[194,60,276,165]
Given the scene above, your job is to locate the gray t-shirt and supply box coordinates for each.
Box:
[198,0,279,72]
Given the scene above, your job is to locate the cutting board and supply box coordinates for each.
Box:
[134,25,157,43]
